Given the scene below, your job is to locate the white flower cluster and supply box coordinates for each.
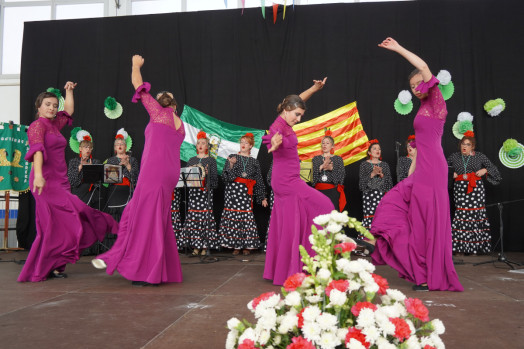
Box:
[398,90,412,105]
[225,212,447,349]
[487,104,504,117]
[76,130,91,142]
[436,69,452,85]
[116,128,128,139]
[457,111,474,122]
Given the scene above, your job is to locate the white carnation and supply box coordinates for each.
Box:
[357,308,376,328]
[348,281,362,292]
[306,295,322,304]
[335,259,352,274]
[374,311,396,336]
[337,328,349,341]
[375,337,397,349]
[319,331,339,349]
[326,222,343,233]
[317,268,331,282]
[436,69,452,85]
[347,338,367,349]
[457,111,474,122]
[284,291,302,307]
[329,289,347,306]
[309,234,315,245]
[257,309,277,330]
[362,325,380,344]
[386,289,406,302]
[313,214,331,226]
[347,261,364,273]
[238,327,256,343]
[278,312,298,333]
[274,335,282,345]
[116,127,128,139]
[316,313,338,331]
[302,322,322,342]
[303,305,322,322]
[420,336,435,348]
[357,259,376,273]
[405,335,421,349]
[258,329,271,345]
[430,333,445,349]
[335,233,353,243]
[225,330,238,349]
[76,130,90,142]
[398,90,412,104]
[431,319,446,335]
[227,317,241,330]
[330,210,350,224]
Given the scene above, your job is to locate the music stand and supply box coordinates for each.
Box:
[177,166,204,255]
[300,161,313,183]
[473,199,524,269]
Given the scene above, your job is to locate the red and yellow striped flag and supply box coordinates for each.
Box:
[293,102,369,166]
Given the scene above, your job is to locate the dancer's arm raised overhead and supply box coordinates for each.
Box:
[299,77,327,102]
[378,37,432,82]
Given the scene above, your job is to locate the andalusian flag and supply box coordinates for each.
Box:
[180,105,265,174]
[293,102,369,166]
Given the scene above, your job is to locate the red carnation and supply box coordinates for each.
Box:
[297,308,306,328]
[334,242,357,254]
[390,317,411,342]
[405,298,430,322]
[83,135,92,141]
[345,327,370,349]
[325,279,349,297]
[325,129,332,137]
[423,346,436,349]
[369,139,379,145]
[251,292,277,310]
[463,130,475,138]
[244,132,254,138]
[283,273,307,292]
[371,273,389,295]
[286,336,315,349]
[351,301,377,317]
[197,130,207,139]
[115,134,125,139]
[238,339,256,349]
[408,134,416,140]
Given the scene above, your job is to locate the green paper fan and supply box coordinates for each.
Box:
[69,137,80,153]
[104,102,123,119]
[58,96,65,111]
[394,99,413,115]
[438,81,454,100]
[499,142,524,169]
[125,134,133,151]
[452,121,474,140]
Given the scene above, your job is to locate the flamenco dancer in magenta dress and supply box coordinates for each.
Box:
[263,79,335,286]
[19,82,118,282]
[370,38,463,292]
[92,55,184,286]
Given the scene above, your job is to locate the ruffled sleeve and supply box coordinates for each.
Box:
[263,116,292,149]
[416,76,447,120]
[25,119,47,162]
[131,82,152,103]
[54,111,72,130]
[479,152,502,185]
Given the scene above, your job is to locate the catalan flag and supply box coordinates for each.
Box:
[292,102,369,166]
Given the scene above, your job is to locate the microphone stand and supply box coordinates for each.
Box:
[473,199,524,269]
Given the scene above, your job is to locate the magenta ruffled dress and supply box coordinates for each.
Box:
[19,112,118,282]
[96,83,184,284]
[263,116,334,285]
[370,77,463,292]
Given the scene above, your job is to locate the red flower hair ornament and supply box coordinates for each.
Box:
[463,130,475,138]
[197,131,207,140]
[244,132,254,138]
[115,134,125,140]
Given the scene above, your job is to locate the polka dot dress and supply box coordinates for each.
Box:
[171,188,185,249]
[447,151,502,254]
[218,154,266,250]
[359,160,393,233]
[396,156,412,183]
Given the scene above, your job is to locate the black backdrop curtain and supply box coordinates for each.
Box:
[20,0,524,251]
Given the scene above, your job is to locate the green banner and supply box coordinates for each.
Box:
[0,122,31,192]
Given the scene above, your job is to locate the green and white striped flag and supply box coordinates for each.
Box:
[180,105,266,174]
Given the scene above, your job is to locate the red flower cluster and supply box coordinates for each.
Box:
[463,130,475,138]
[334,242,357,254]
[423,346,437,349]
[369,139,379,145]
[283,273,307,292]
[83,135,92,141]
[237,338,256,349]
[115,134,125,139]
[325,279,349,297]
[371,273,389,295]
[244,132,254,138]
[351,301,377,317]
[297,308,306,328]
[404,298,430,322]
[345,327,370,349]
[251,292,277,310]
[286,336,315,349]
[325,129,332,137]
[197,130,207,139]
[408,135,416,140]
[390,317,411,342]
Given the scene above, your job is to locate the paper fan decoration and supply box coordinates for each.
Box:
[436,70,454,100]
[394,90,413,115]
[115,128,133,151]
[47,87,65,111]
[69,127,93,153]
[104,96,123,119]
[499,139,524,169]
[457,112,474,122]
[452,120,474,140]
[484,98,506,117]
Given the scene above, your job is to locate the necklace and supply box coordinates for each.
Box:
[239,155,248,178]
[461,154,471,179]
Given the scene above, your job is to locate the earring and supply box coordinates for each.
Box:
[79,153,82,158]
[205,149,208,155]
[330,149,335,155]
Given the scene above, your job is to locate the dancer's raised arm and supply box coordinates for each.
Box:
[378,37,432,82]
[299,77,327,102]
[131,55,145,90]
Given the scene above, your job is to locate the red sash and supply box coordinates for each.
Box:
[314,183,347,212]
[455,172,482,194]
[234,177,257,208]
[115,177,131,187]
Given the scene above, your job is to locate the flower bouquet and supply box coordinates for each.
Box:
[226,211,445,349]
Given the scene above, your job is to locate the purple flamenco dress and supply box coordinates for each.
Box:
[370,76,463,292]
[96,83,184,284]
[263,116,334,285]
[19,112,118,282]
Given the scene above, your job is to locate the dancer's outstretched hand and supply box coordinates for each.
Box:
[132,55,145,68]
[311,77,327,92]
[64,81,77,91]
[268,132,282,153]
[378,37,401,52]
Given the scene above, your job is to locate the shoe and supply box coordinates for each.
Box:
[201,249,207,256]
[242,249,250,256]
[232,249,240,255]
[91,258,107,269]
[48,270,68,279]
[192,249,200,256]
[131,281,159,287]
[412,284,429,292]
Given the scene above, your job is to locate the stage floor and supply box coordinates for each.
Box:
[0,250,523,349]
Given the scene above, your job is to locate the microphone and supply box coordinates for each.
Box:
[395,141,401,152]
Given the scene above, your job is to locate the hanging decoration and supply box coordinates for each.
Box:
[436,69,454,100]
[499,139,524,169]
[241,0,245,14]
[484,98,506,117]
[393,90,413,115]
[451,112,474,139]
[273,3,278,23]
[261,0,265,18]
[283,0,287,19]
[104,96,123,119]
